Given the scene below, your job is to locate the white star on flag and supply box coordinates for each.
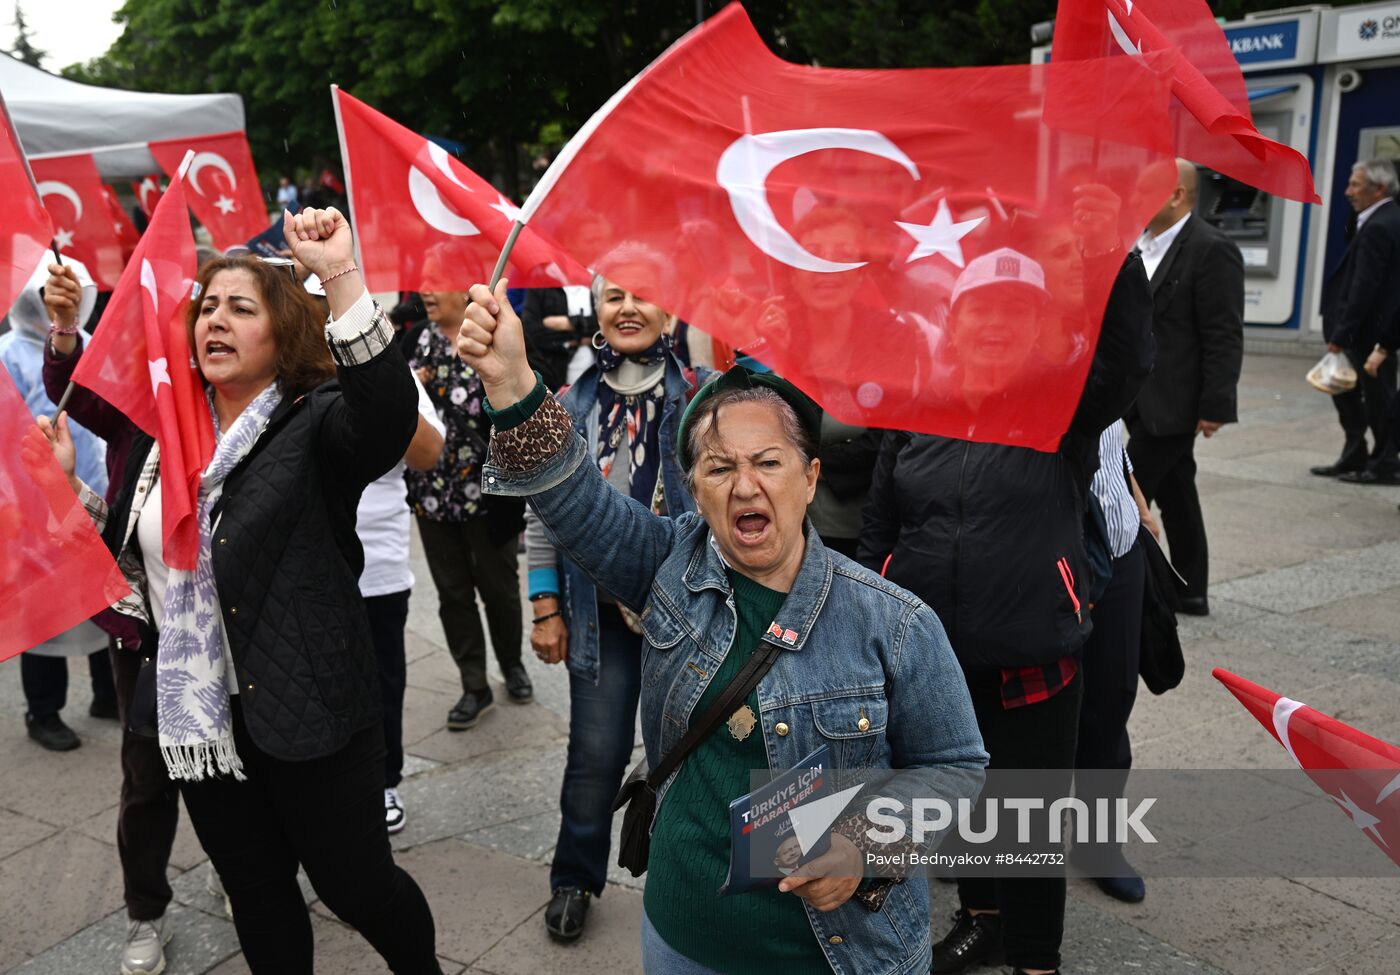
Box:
[895,200,985,268]
[214,196,237,215]
[489,194,522,222]
[54,228,75,251]
[148,357,171,394]
[1331,790,1387,847]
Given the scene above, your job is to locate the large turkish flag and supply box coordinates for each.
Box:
[1053,0,1318,204]
[333,87,588,292]
[1216,669,1400,870]
[518,3,1178,449]
[30,153,126,289]
[149,131,267,250]
[71,157,213,570]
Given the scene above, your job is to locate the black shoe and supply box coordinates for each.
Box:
[1095,871,1147,903]
[1178,595,1209,616]
[930,909,1002,973]
[544,886,591,942]
[505,664,533,703]
[26,713,80,752]
[446,688,494,731]
[89,697,119,721]
[1338,469,1400,485]
[1310,462,1364,477]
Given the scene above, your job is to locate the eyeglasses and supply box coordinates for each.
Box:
[256,255,299,280]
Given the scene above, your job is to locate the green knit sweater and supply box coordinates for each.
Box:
[643,570,829,973]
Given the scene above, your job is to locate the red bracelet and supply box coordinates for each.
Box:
[49,321,78,336]
[320,264,358,285]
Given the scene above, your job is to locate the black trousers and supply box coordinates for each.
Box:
[20,648,117,718]
[416,517,522,692]
[1075,543,1145,830]
[1127,430,1208,599]
[111,642,180,921]
[365,591,410,789]
[179,702,441,974]
[1329,347,1398,473]
[957,671,1083,972]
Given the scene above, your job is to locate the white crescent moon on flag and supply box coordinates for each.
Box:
[408,142,480,237]
[37,181,84,221]
[139,178,158,211]
[140,258,160,316]
[1272,696,1307,768]
[187,152,238,197]
[1108,10,1143,57]
[716,128,920,274]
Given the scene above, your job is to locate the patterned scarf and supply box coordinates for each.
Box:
[594,338,669,511]
[157,382,283,781]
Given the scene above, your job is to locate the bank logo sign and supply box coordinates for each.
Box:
[1336,6,1400,57]
[1224,20,1300,65]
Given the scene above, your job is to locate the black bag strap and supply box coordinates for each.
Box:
[645,638,783,790]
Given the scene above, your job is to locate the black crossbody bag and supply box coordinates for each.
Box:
[611,638,783,877]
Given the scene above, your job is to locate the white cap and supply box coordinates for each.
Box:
[950,247,1048,307]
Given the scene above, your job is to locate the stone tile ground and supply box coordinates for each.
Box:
[2,352,1397,973]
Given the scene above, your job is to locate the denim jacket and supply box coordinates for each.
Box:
[527,353,701,683]
[485,402,987,975]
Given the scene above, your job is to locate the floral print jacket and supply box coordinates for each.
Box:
[404,322,491,521]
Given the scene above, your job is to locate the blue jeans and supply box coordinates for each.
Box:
[641,911,725,974]
[549,606,642,895]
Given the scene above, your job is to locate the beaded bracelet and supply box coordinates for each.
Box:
[49,321,79,336]
[531,611,562,626]
[320,264,359,285]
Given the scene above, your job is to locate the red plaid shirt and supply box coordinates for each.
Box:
[999,655,1079,709]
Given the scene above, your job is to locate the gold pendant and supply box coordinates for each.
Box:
[727,704,757,741]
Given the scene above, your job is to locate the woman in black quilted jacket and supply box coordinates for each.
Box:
[40,208,442,974]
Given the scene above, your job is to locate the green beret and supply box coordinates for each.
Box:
[677,366,823,471]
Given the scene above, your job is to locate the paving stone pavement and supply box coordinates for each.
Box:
[1,351,1397,974]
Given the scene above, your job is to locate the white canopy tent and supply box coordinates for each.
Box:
[0,52,245,179]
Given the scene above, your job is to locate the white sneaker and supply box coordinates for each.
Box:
[385,787,406,834]
[205,863,233,919]
[121,916,169,975]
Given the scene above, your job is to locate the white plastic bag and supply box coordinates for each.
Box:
[1306,351,1357,395]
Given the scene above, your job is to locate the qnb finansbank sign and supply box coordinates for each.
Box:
[1330,4,1400,59]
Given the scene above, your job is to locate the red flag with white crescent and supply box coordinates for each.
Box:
[148,131,267,250]
[132,175,164,218]
[102,184,142,264]
[332,87,589,292]
[30,153,126,289]
[515,3,1177,449]
[1215,668,1400,869]
[1052,0,1318,203]
[70,158,213,570]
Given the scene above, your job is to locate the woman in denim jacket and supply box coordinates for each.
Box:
[459,279,987,975]
[527,248,708,942]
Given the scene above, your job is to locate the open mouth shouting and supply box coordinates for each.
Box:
[733,508,773,547]
[205,340,236,362]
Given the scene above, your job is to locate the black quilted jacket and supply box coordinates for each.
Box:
[108,344,417,761]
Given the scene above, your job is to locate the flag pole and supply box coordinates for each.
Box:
[0,91,65,266]
[487,220,525,290]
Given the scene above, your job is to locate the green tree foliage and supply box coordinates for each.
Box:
[62,0,1376,192]
[8,2,46,67]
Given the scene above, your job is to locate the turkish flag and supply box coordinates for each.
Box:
[517,3,1177,449]
[30,153,126,289]
[1053,0,1318,204]
[1215,669,1400,870]
[71,158,214,570]
[148,131,267,250]
[132,175,164,218]
[333,87,588,291]
[102,185,142,264]
[0,93,51,315]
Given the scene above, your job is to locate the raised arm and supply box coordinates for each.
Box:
[461,280,679,611]
[41,264,134,443]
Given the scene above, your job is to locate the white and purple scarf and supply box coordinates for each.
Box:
[157,382,282,781]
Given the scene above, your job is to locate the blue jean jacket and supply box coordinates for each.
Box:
[535,354,700,683]
[485,422,987,975]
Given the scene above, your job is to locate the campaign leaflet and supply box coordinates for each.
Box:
[721,744,832,895]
